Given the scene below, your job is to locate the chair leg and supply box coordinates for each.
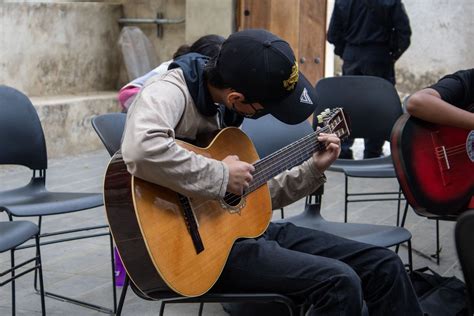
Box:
[159,301,166,316]
[344,175,348,223]
[35,235,46,316]
[400,201,409,228]
[116,275,130,316]
[31,216,115,314]
[432,219,441,265]
[109,233,117,313]
[407,240,413,273]
[198,302,205,316]
[280,208,285,219]
[396,187,402,226]
[10,249,16,316]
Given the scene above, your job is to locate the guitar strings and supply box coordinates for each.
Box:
[191,140,323,211]
[189,126,330,211]
[435,143,467,158]
[191,135,324,210]
[435,143,464,154]
[216,127,328,207]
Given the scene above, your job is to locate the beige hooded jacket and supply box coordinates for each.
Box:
[121,68,325,210]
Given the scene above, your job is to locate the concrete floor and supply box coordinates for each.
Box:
[0,141,463,315]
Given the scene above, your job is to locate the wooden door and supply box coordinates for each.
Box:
[237,0,327,86]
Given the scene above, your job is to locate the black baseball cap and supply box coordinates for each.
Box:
[216,29,316,124]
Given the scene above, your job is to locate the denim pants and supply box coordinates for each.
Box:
[214,222,422,316]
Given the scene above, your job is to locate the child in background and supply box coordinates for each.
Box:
[118,34,224,111]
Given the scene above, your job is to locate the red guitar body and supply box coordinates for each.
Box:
[391,114,474,217]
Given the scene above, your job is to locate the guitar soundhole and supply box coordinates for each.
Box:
[223,192,242,207]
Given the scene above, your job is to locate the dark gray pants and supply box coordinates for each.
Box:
[215,222,422,316]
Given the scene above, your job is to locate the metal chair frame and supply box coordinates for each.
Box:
[0,221,46,316]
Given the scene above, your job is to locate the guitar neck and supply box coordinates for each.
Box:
[247,127,328,193]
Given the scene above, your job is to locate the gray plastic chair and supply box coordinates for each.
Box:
[0,85,116,313]
[0,221,46,315]
[314,76,406,224]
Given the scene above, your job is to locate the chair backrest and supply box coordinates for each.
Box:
[455,210,474,309]
[314,76,403,141]
[0,85,48,170]
[241,115,314,158]
[91,113,127,157]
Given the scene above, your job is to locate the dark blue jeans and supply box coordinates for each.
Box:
[215,222,422,316]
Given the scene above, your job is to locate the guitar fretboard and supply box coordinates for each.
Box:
[246,126,329,194]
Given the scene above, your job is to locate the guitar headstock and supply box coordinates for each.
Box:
[316,108,351,140]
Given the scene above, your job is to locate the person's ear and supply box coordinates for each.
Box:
[226,91,245,105]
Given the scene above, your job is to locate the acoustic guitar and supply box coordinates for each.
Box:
[104,108,350,297]
[391,113,474,217]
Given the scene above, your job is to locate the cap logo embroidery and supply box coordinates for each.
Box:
[300,87,313,105]
[283,61,299,91]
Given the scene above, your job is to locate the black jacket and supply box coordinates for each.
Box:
[327,0,411,61]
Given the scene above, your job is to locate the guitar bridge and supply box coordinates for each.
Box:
[432,131,451,187]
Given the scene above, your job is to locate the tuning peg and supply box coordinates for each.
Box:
[324,108,331,114]
[317,114,324,124]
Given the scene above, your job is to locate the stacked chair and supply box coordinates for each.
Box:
[0,85,116,314]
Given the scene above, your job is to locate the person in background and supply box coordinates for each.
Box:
[121,29,422,315]
[328,0,411,159]
[118,34,225,111]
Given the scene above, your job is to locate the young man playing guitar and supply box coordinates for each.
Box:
[406,68,474,211]
[121,29,421,315]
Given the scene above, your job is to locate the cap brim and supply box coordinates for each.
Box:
[263,72,317,125]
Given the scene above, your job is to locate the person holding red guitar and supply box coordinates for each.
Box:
[406,68,474,211]
[122,29,422,315]
[406,68,474,130]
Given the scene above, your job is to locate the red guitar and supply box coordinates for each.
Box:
[391,114,474,216]
[391,114,474,217]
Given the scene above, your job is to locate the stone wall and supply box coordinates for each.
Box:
[185,0,234,43]
[0,0,188,157]
[1,2,123,97]
[121,0,186,76]
[325,1,474,95]
[395,0,474,94]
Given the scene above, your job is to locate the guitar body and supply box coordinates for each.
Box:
[391,114,474,217]
[104,127,272,297]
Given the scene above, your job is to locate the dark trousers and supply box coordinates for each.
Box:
[340,48,395,159]
[215,222,422,316]
[341,138,385,159]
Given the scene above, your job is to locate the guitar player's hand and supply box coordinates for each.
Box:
[313,133,341,172]
[223,155,255,195]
